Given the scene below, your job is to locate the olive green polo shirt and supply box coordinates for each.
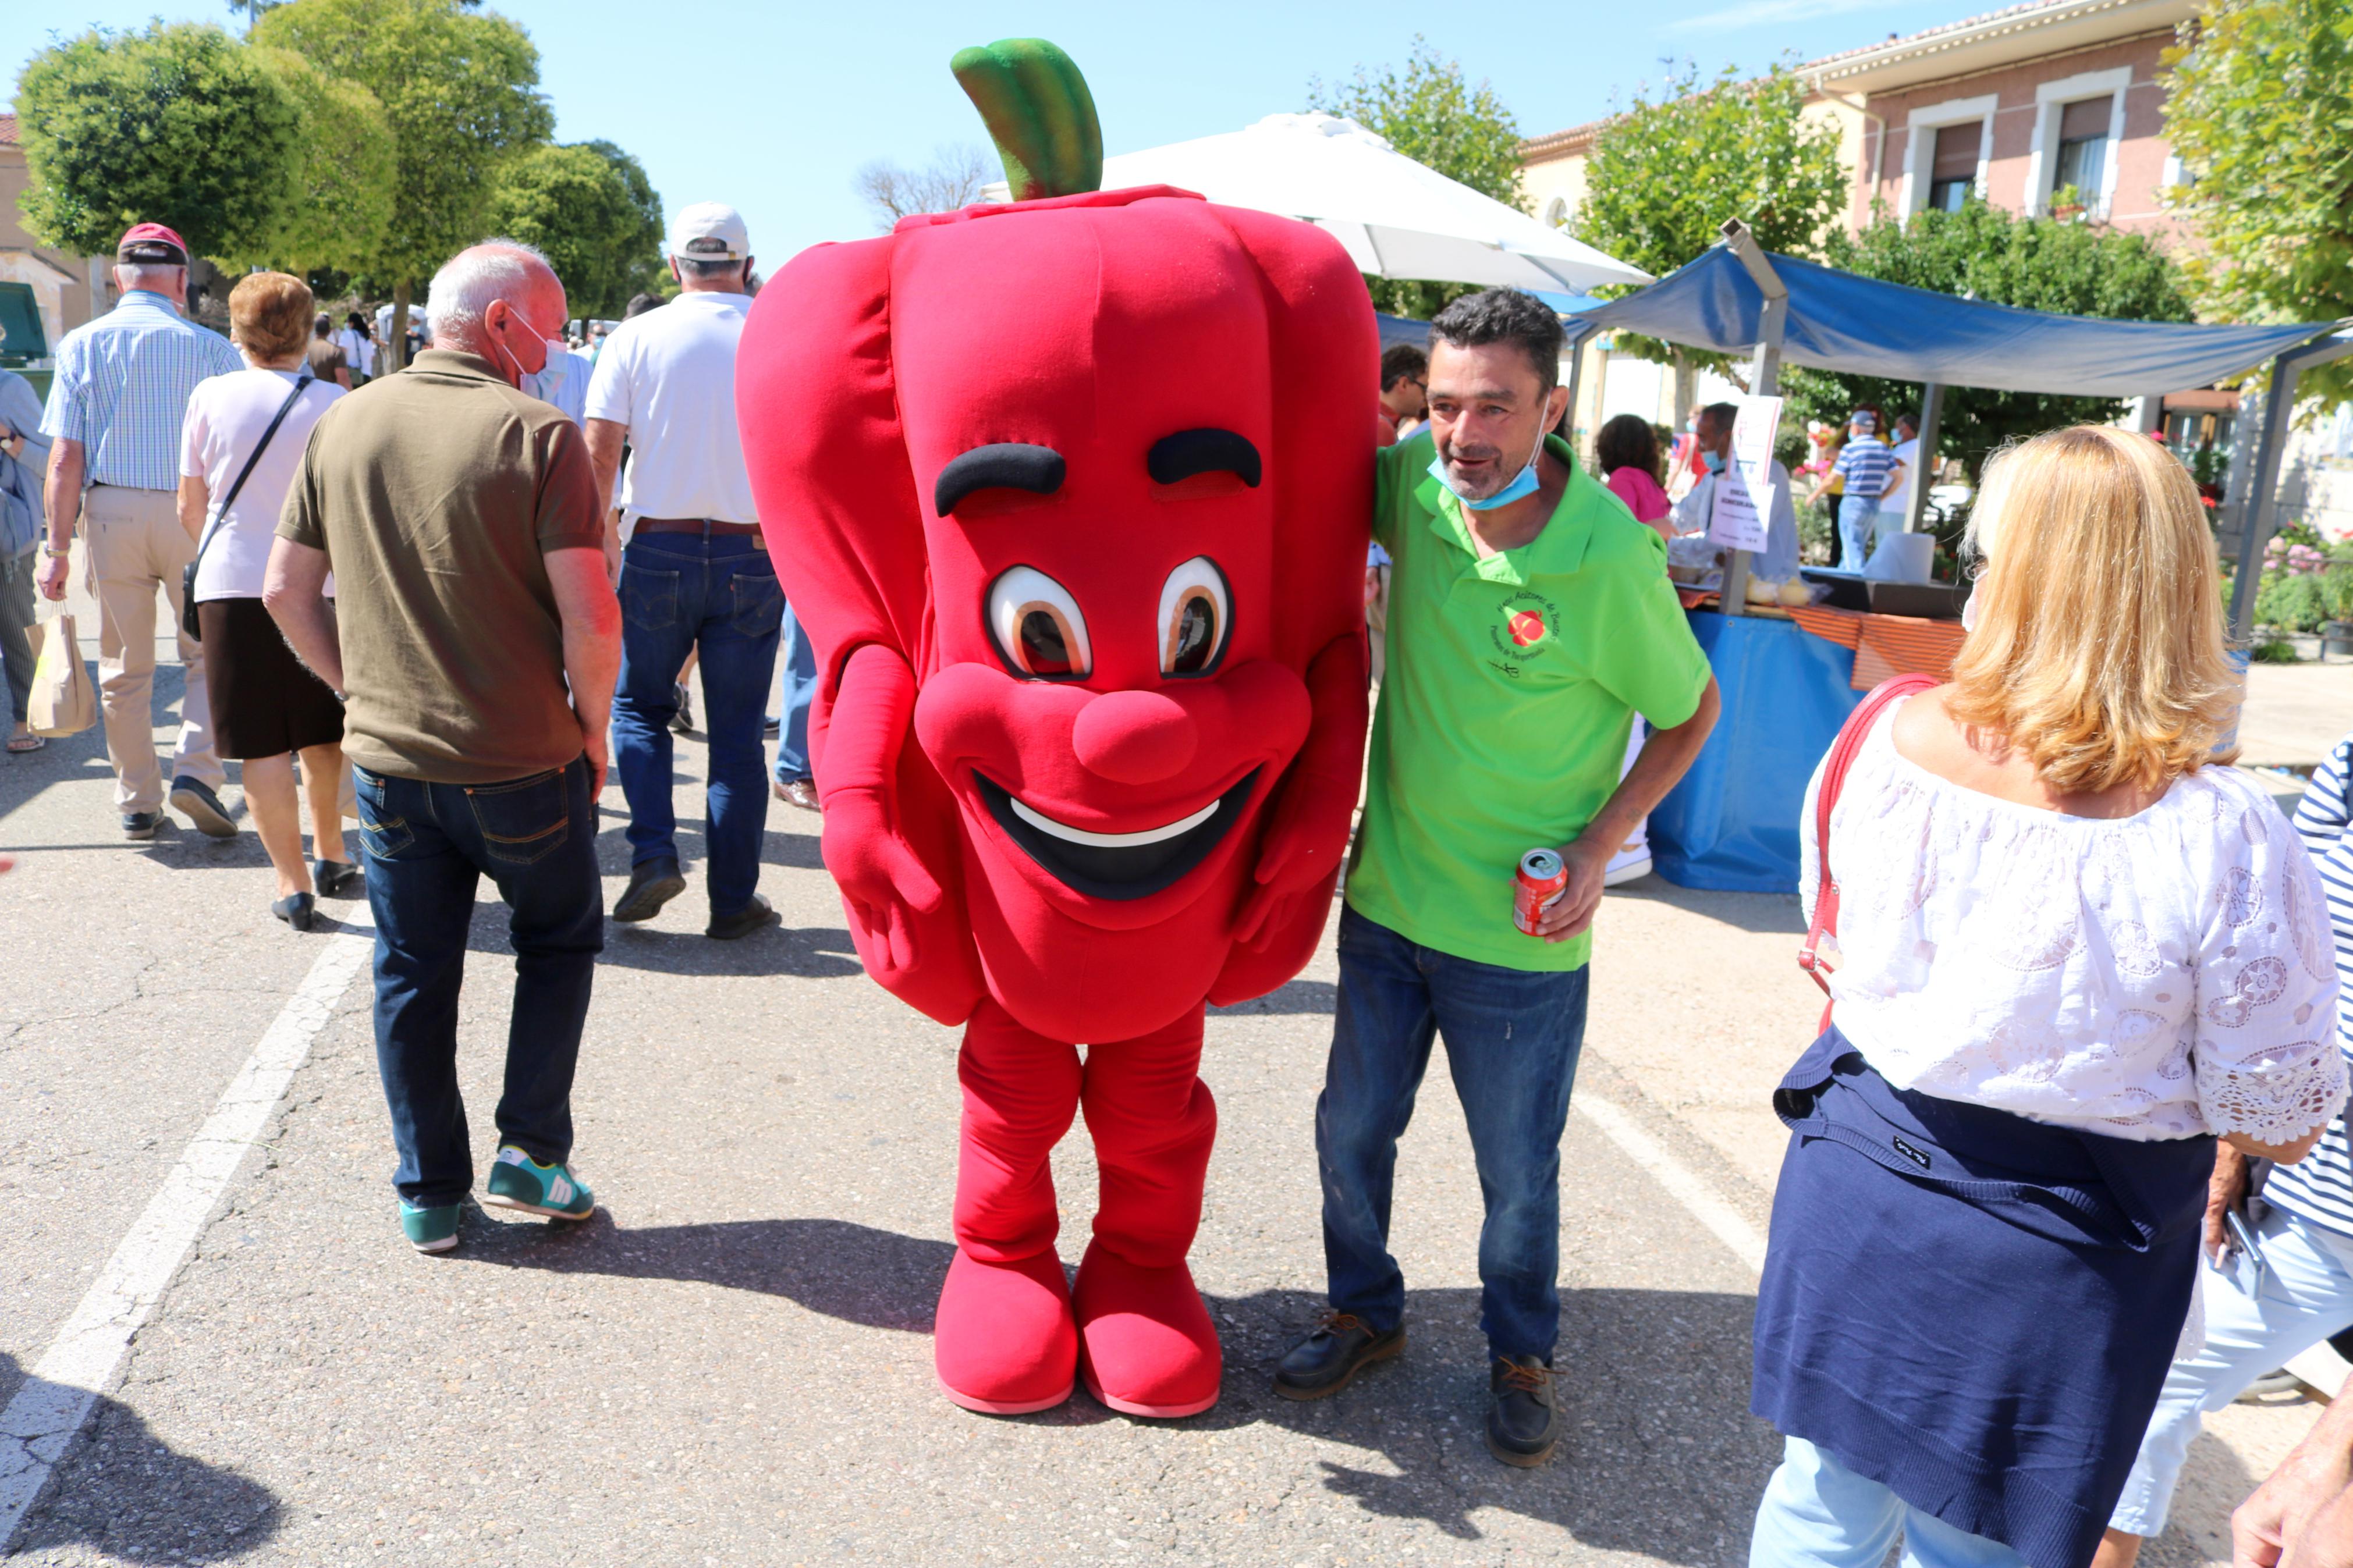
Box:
[1345,430,1712,971]
[276,350,605,784]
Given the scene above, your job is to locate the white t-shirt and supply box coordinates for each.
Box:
[179,368,343,600]
[1802,701,2346,1143]
[1879,438,1919,511]
[335,328,374,379]
[583,291,757,525]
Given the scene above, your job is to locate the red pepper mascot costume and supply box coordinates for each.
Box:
[737,40,1372,1418]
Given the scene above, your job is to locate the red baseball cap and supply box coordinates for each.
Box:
[115,223,189,264]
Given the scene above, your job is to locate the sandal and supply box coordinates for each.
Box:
[6,734,44,753]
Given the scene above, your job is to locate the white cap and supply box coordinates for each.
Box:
[669,202,749,263]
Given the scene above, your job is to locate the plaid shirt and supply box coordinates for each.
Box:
[41,290,241,492]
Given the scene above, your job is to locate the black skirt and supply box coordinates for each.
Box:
[1751,1028,2214,1568]
[198,596,345,760]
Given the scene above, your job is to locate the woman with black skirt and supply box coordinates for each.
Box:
[1750,425,2346,1567]
[176,272,352,929]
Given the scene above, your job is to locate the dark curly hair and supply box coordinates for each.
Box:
[1428,289,1563,393]
[1594,413,1661,483]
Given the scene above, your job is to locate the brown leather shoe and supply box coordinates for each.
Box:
[1486,1355,1560,1466]
[772,777,820,812]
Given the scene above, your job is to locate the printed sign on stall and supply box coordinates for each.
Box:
[1707,393,1784,554]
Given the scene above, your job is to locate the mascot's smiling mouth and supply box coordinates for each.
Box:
[975,770,1261,902]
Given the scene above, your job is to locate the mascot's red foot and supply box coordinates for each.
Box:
[1073,1240,1222,1418]
[935,1249,1077,1414]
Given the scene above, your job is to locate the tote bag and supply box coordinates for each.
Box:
[27,613,95,737]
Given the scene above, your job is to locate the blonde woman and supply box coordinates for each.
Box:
[1748,426,2345,1568]
[178,273,350,929]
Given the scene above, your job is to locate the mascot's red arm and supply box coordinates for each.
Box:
[738,232,985,1026]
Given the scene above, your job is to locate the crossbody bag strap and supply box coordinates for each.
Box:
[1798,673,1942,997]
[191,372,313,577]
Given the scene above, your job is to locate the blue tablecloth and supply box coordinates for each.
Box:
[1651,611,1861,893]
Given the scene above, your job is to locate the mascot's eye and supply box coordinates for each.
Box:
[987,566,1092,680]
[1157,556,1231,677]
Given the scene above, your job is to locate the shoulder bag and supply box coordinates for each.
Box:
[182,372,312,641]
[1798,672,1942,1007]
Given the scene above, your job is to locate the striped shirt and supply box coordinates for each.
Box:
[2260,736,2353,1238]
[1832,437,1895,500]
[40,290,241,492]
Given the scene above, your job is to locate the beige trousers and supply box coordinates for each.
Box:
[80,484,222,813]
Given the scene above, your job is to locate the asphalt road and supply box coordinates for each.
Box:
[0,617,2325,1566]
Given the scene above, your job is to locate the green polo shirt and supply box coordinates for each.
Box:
[1345,431,1712,971]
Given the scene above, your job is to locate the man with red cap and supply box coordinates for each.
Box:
[37,223,242,840]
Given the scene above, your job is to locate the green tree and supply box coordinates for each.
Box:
[254,0,552,365]
[1574,61,1845,410]
[1780,200,2194,485]
[2162,0,2353,408]
[217,48,395,277]
[1308,38,1524,318]
[485,142,665,319]
[13,22,302,263]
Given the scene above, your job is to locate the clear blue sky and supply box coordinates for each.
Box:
[5,0,1973,264]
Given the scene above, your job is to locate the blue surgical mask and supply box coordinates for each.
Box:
[1702,449,1727,474]
[1429,420,1550,511]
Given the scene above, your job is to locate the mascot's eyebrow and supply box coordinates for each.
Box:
[936,443,1067,517]
[1148,429,1262,489]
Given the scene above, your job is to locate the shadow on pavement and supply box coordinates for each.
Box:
[463,1217,1773,1558]
[1610,878,1804,936]
[1210,978,1339,1016]
[2,1353,283,1563]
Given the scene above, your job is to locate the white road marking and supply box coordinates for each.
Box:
[0,927,374,1545]
[1574,1092,1768,1275]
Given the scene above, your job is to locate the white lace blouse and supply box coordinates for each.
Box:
[1801,702,2348,1143]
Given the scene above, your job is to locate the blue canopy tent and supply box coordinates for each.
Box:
[1575,223,2352,893]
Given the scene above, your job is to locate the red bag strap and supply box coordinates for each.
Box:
[1799,674,1942,998]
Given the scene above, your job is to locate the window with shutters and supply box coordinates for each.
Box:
[2051,97,2113,211]
[1926,122,1982,212]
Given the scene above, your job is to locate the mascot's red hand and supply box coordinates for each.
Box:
[820,642,947,970]
[1235,632,1370,948]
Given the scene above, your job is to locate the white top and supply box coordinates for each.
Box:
[583,291,757,524]
[1880,438,1919,510]
[1803,700,2347,1143]
[524,343,591,425]
[1670,459,1802,584]
[335,327,374,379]
[179,368,343,601]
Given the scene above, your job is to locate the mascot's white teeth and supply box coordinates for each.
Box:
[1007,795,1220,849]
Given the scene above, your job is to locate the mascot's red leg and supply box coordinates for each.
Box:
[937,1000,1082,1414]
[1073,1005,1221,1418]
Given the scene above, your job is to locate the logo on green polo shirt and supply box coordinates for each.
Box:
[1488,590,1561,668]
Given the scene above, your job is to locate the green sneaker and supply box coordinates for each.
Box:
[482,1146,595,1220]
[400,1200,462,1254]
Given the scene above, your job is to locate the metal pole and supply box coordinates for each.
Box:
[1718,221,1789,617]
[1905,382,1944,536]
[2225,332,2353,644]
[1559,320,1598,456]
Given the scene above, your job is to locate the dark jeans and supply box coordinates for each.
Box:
[1317,905,1591,1361]
[612,533,782,918]
[354,758,604,1208]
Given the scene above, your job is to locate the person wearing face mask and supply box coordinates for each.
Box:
[1275,289,1721,1468]
[1669,400,1804,585]
[263,239,622,1258]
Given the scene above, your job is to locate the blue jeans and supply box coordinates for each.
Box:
[1316,905,1590,1360]
[354,758,604,1208]
[2111,1203,2353,1537]
[1836,493,1882,571]
[611,534,782,918]
[1752,1437,2025,1567]
[772,595,817,785]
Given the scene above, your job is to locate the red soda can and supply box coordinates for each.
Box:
[1513,848,1567,936]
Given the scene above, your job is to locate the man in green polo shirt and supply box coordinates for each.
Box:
[1273,289,1720,1467]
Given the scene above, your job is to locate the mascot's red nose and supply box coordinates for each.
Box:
[1070,690,1199,785]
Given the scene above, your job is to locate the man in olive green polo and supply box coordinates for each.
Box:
[1274,289,1721,1468]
